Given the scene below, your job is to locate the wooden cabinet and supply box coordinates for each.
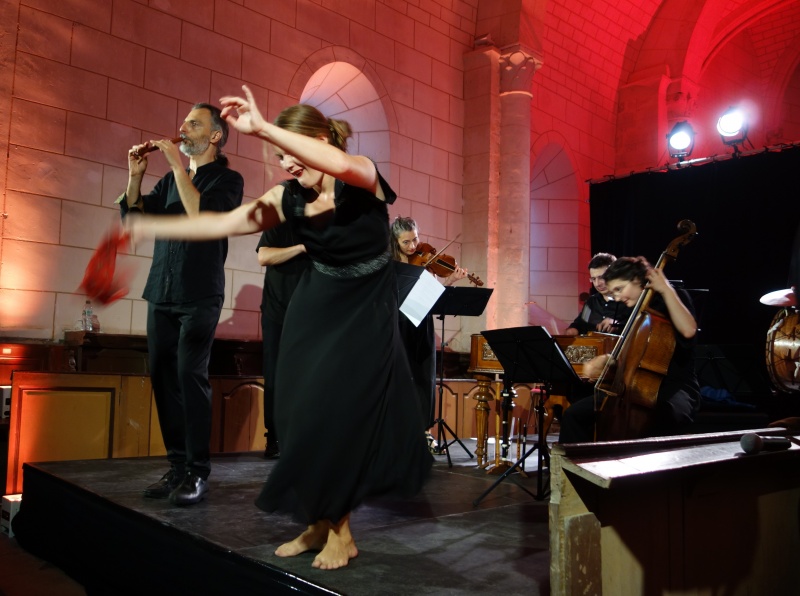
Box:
[61,332,263,376]
[5,371,264,494]
[0,342,72,385]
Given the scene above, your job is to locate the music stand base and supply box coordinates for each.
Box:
[432,416,474,466]
[473,379,552,505]
[473,445,549,506]
[433,307,476,467]
[485,460,513,475]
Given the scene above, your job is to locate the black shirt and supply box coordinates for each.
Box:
[120,160,244,303]
[568,293,633,335]
[648,289,700,404]
[257,193,311,325]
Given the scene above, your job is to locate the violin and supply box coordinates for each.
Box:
[408,242,484,287]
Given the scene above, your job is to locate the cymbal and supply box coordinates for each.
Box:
[760,288,797,307]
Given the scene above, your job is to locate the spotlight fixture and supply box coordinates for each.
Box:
[716,106,748,149]
[666,121,695,159]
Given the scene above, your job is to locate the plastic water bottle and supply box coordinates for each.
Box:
[82,300,94,332]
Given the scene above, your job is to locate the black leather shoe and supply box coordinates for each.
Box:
[169,472,208,506]
[264,442,280,459]
[143,469,183,499]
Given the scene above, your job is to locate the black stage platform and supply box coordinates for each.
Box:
[11,439,551,595]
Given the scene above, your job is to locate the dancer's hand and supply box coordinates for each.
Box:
[220,85,268,136]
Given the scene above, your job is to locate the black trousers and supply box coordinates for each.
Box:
[559,386,698,444]
[261,315,282,444]
[147,296,222,479]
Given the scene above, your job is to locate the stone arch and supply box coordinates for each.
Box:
[530,132,584,202]
[696,0,792,74]
[283,48,396,178]
[528,132,585,328]
[764,32,800,139]
[288,47,397,134]
[620,0,800,167]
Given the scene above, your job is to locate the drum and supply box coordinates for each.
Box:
[765,308,800,393]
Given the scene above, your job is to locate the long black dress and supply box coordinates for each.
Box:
[397,299,437,431]
[255,174,433,523]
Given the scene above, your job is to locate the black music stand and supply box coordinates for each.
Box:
[431,286,493,466]
[472,326,585,503]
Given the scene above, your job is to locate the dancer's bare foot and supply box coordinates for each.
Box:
[275,522,328,557]
[312,515,358,570]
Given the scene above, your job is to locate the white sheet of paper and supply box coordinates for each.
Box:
[400,269,445,327]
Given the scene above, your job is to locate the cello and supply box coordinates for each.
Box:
[592,220,698,441]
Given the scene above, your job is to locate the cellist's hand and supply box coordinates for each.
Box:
[647,265,698,339]
[583,354,611,380]
[645,267,671,294]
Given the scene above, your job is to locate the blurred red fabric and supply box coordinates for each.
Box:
[79,227,132,305]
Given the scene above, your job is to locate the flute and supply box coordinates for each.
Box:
[131,136,183,158]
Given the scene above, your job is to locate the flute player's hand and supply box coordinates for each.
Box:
[151,137,183,170]
[127,143,150,177]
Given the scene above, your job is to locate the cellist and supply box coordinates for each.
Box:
[558,256,700,443]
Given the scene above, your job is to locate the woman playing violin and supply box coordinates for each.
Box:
[391,217,467,447]
[559,256,700,443]
[390,217,469,284]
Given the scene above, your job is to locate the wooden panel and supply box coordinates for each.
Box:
[550,433,800,595]
[2,372,290,493]
[6,372,120,494]
[148,393,166,457]
[215,378,264,453]
[437,380,482,439]
[437,380,540,440]
[115,376,154,458]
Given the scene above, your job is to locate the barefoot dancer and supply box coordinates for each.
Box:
[127,86,432,570]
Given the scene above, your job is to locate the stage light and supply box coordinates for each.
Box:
[716,106,748,147]
[666,121,695,159]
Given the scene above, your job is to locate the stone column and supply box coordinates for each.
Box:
[460,46,501,348]
[495,47,540,329]
[460,45,540,345]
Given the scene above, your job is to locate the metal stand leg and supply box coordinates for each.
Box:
[473,385,551,505]
[431,314,473,467]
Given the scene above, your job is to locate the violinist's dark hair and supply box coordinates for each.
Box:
[602,256,651,284]
[390,216,418,261]
[192,103,229,167]
[588,252,616,270]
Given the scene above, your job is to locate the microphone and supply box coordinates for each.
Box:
[740,433,792,455]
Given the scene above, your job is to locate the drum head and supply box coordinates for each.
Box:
[765,308,800,393]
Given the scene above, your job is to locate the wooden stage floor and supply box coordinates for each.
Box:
[10,437,553,595]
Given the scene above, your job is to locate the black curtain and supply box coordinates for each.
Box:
[589,146,800,350]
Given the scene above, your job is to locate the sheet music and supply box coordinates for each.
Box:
[400,269,445,327]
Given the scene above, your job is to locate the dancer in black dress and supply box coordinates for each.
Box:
[127,85,432,570]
